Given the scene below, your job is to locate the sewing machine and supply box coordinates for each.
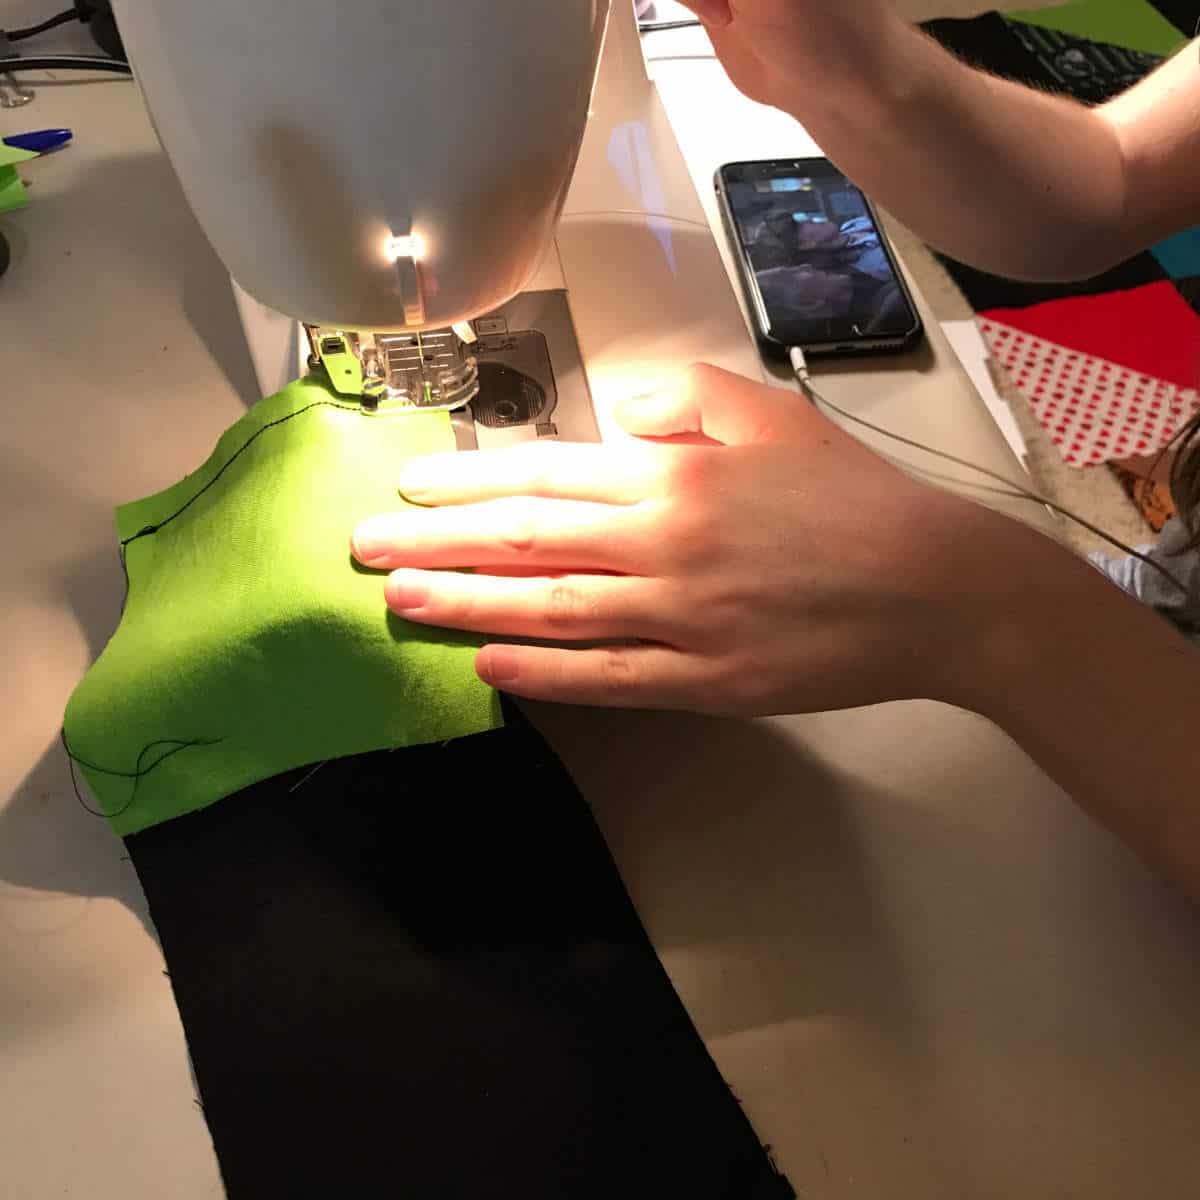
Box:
[108,0,768,450]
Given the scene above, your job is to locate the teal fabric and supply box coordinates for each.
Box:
[1152,229,1200,280]
[64,376,502,835]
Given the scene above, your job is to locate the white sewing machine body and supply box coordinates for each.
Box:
[112,0,768,445]
[109,0,611,335]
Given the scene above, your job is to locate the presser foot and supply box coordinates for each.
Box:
[305,324,480,413]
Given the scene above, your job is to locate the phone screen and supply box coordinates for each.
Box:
[720,160,918,349]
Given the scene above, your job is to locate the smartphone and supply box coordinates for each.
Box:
[715,158,923,358]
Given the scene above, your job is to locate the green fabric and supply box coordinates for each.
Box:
[64,376,502,835]
[1008,0,1188,57]
[0,144,36,213]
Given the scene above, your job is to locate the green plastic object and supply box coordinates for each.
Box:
[0,144,36,214]
[64,376,502,835]
[1007,0,1188,58]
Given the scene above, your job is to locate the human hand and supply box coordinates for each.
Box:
[351,365,999,715]
[676,0,902,111]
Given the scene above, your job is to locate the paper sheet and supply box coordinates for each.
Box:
[941,319,1030,468]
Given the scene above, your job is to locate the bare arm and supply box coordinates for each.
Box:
[684,2,1200,279]
[353,365,1200,900]
[961,517,1200,896]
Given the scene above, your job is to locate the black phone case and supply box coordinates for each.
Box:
[714,161,924,360]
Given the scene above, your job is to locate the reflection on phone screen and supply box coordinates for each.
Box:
[725,165,915,345]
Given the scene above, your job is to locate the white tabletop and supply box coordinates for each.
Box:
[3,10,1199,1200]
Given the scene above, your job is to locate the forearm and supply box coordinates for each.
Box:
[778,16,1129,279]
[959,520,1200,897]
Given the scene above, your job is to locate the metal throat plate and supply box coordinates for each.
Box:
[456,290,597,450]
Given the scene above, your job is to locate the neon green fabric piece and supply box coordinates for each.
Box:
[0,145,35,213]
[1008,0,1188,57]
[64,376,502,836]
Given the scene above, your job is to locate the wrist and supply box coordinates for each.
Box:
[916,509,1076,718]
[772,12,935,145]
[929,511,1162,735]
[796,5,909,69]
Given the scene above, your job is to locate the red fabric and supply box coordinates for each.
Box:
[982,282,1200,391]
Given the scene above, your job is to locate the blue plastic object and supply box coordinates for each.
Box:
[2,128,72,153]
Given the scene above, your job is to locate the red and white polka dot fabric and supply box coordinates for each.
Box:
[980,317,1200,467]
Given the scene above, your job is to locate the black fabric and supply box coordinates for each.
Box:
[1148,1,1200,37]
[1000,18,1165,104]
[923,14,1061,91]
[923,13,1166,102]
[934,249,1168,314]
[126,703,795,1200]
[1177,277,1200,318]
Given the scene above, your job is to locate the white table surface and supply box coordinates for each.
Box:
[3,9,1199,1200]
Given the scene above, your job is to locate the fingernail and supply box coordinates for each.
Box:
[351,516,393,563]
[385,572,429,612]
[480,645,521,684]
[396,459,435,501]
[615,391,674,430]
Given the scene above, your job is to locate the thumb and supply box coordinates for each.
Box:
[673,0,733,26]
[615,363,810,447]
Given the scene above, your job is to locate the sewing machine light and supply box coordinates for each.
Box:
[384,234,426,263]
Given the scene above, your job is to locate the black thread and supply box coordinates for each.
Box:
[0,54,132,73]
[121,399,366,551]
[68,387,409,816]
[4,8,79,41]
[116,542,131,618]
[62,727,223,820]
[287,760,329,794]
[68,393,349,815]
